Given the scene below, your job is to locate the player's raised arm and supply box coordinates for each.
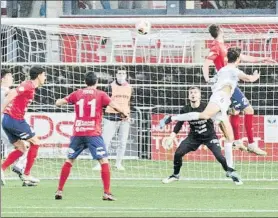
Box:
[240,54,276,63]
[1,89,18,114]
[202,58,214,82]
[237,70,260,83]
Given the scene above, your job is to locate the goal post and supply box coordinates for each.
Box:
[1,17,278,181]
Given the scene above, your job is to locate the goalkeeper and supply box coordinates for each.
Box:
[161,87,242,185]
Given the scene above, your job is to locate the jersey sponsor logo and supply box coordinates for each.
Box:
[75,120,95,127]
[196,128,207,134]
[189,120,207,125]
[113,94,130,99]
[75,126,95,132]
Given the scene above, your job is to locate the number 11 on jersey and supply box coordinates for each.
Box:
[76,99,96,117]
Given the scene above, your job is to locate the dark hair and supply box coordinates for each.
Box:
[227,47,241,63]
[188,86,201,92]
[85,71,98,86]
[117,66,127,72]
[208,24,220,39]
[1,69,12,79]
[30,66,45,80]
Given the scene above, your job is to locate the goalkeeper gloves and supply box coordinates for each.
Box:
[162,133,176,150]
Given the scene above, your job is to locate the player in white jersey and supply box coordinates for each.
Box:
[1,69,28,185]
[160,48,260,170]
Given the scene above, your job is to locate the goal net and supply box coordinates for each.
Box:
[1,17,278,181]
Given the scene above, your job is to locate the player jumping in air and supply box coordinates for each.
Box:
[1,69,29,184]
[161,48,260,170]
[54,71,129,201]
[1,66,46,186]
[161,87,242,185]
[203,24,275,156]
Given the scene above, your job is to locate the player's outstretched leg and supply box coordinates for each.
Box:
[159,115,172,129]
[55,161,73,200]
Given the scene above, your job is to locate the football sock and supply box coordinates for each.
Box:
[58,162,72,191]
[244,114,254,144]
[101,163,111,194]
[224,141,234,168]
[1,150,23,171]
[24,145,39,176]
[173,155,182,175]
[230,114,240,140]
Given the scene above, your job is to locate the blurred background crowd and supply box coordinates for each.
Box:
[1,0,277,18]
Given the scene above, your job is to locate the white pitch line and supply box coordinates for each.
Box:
[3,184,278,190]
[2,207,278,213]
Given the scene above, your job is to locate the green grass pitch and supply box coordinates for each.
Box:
[1,160,278,217]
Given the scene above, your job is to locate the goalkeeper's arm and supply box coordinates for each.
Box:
[163,120,184,149]
[167,105,186,141]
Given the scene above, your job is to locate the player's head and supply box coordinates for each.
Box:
[85,71,98,87]
[1,68,13,87]
[30,66,46,86]
[116,66,127,84]
[188,86,201,103]
[227,47,241,65]
[208,24,223,39]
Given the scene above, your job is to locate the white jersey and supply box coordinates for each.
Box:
[1,86,13,149]
[1,86,9,107]
[212,66,242,94]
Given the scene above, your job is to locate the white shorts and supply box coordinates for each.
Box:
[1,126,14,157]
[209,91,231,123]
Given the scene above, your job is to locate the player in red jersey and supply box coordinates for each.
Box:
[1,66,46,185]
[54,71,129,201]
[202,24,275,158]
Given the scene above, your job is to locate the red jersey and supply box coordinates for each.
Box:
[4,80,35,120]
[65,87,111,136]
[207,40,228,71]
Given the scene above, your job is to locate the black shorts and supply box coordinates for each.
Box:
[179,134,220,152]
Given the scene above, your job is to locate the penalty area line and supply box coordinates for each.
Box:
[2,207,278,213]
